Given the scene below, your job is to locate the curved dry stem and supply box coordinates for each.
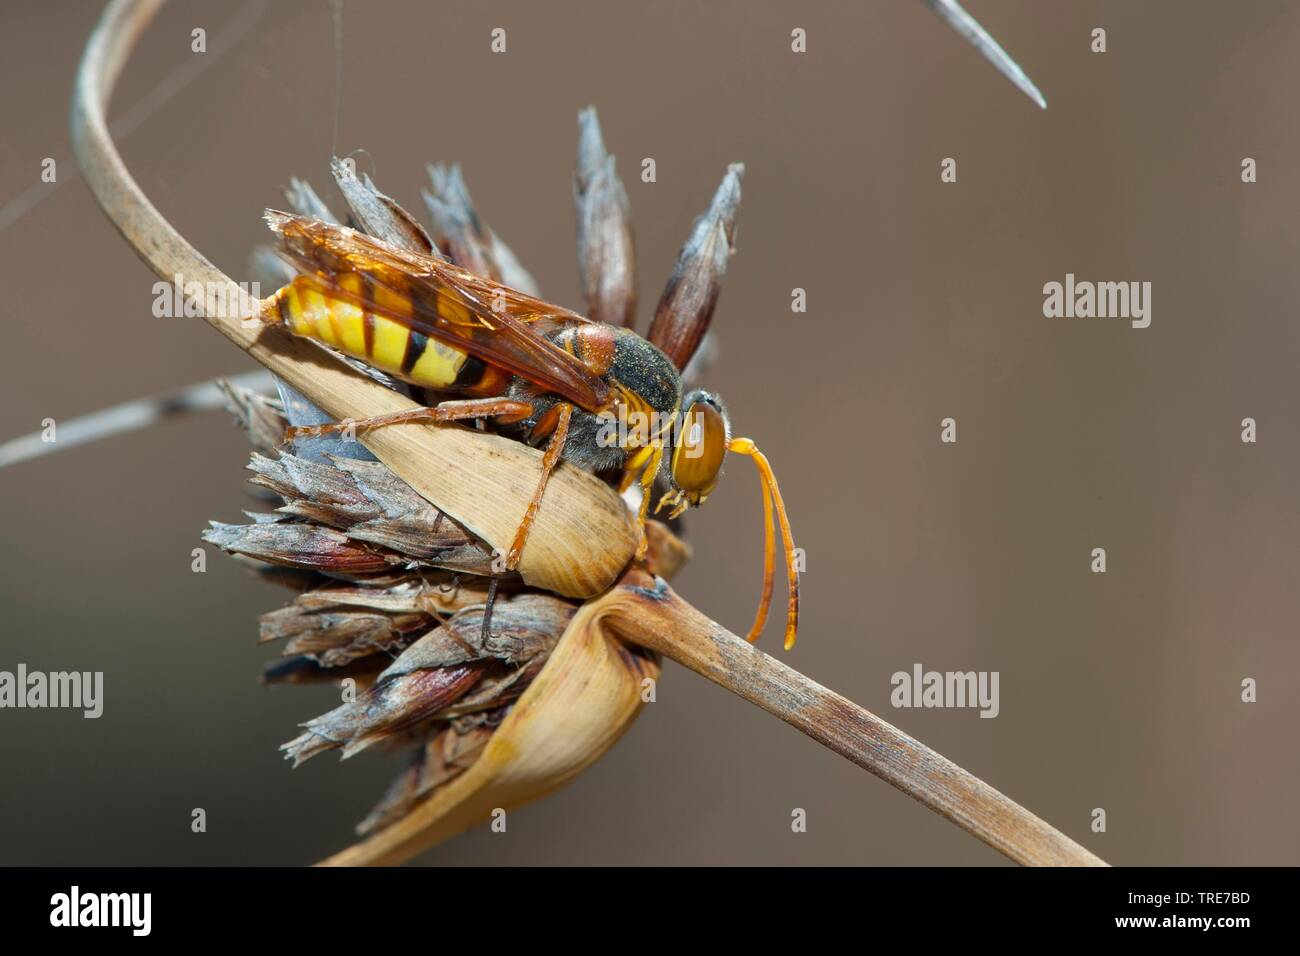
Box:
[71,0,636,599]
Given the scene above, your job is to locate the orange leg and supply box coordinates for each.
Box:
[617,443,656,494]
[283,397,535,442]
[613,444,663,558]
[505,402,573,570]
[632,444,664,560]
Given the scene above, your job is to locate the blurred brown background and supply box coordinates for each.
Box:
[1,0,1297,865]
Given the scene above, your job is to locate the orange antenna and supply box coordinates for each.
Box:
[744,462,777,643]
[728,437,799,650]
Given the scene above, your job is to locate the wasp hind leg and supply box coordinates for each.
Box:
[282,397,535,442]
[503,402,574,571]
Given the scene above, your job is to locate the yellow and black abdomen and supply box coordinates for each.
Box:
[266,274,508,395]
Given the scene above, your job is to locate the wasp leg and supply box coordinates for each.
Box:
[615,444,662,558]
[282,397,534,441]
[632,444,664,560]
[654,488,684,517]
[504,402,574,570]
[479,575,501,642]
[618,443,655,493]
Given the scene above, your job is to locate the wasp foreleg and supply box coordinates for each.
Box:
[632,444,664,561]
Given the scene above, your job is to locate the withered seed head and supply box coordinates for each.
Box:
[280,593,573,766]
[212,106,738,846]
[205,451,496,576]
[356,719,498,836]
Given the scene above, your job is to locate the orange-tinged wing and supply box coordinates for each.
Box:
[265,210,609,410]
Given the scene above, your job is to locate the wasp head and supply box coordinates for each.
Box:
[660,389,730,518]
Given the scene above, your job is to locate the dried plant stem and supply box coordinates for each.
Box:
[596,574,1105,867]
[923,0,1047,109]
[0,369,272,467]
[71,0,636,599]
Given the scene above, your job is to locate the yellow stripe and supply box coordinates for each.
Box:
[407,337,469,387]
[281,285,313,338]
[331,273,368,356]
[370,314,410,371]
[297,283,338,348]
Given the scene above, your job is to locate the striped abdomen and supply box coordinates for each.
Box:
[266,273,508,395]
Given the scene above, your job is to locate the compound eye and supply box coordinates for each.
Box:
[671,401,727,500]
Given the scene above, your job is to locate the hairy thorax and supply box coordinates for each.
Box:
[507,324,682,472]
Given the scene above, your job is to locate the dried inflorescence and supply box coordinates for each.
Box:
[206,106,724,840]
[209,385,582,832]
[356,718,497,836]
[283,593,575,767]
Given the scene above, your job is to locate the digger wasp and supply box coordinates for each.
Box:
[258,184,799,650]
